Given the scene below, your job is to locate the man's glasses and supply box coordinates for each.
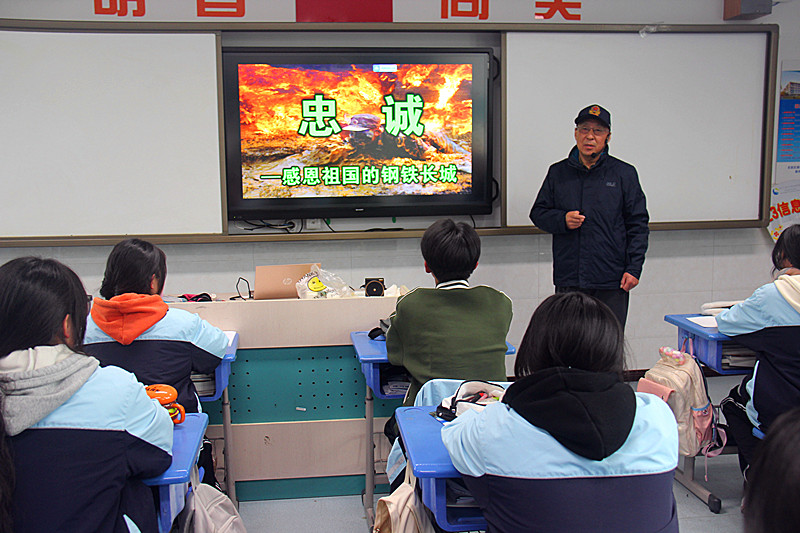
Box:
[576,126,609,136]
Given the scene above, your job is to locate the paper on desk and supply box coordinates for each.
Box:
[687,316,718,328]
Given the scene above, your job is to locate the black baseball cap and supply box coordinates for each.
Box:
[575,104,611,129]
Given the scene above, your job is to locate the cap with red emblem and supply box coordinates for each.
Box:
[574,104,611,129]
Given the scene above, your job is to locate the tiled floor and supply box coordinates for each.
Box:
[673,452,745,533]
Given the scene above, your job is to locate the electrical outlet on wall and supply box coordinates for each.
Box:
[305,218,322,231]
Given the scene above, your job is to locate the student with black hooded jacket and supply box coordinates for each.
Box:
[442,292,678,533]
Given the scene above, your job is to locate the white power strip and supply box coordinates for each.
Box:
[305,218,322,230]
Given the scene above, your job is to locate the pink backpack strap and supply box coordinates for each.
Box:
[701,422,728,481]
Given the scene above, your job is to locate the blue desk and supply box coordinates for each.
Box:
[198,331,238,402]
[351,331,515,528]
[663,314,749,514]
[350,331,406,527]
[395,406,486,532]
[144,412,209,533]
[197,331,239,506]
[664,314,751,375]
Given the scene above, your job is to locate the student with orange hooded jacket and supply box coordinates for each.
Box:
[84,238,228,413]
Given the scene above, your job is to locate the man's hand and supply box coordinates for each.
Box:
[620,273,639,292]
[565,211,585,230]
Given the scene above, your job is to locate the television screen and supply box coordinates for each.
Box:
[222,48,493,221]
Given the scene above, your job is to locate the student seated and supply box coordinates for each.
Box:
[0,257,173,533]
[441,292,679,533]
[386,218,513,406]
[743,406,800,533]
[84,238,229,413]
[718,224,800,474]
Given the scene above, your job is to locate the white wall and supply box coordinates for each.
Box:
[0,227,776,370]
[1,1,797,370]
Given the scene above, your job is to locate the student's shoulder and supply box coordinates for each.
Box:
[162,306,201,323]
[634,390,677,424]
[717,282,781,329]
[632,392,679,445]
[84,314,110,343]
[395,286,434,305]
[629,392,679,466]
[84,364,147,402]
[42,365,151,431]
[150,307,219,335]
[467,285,513,305]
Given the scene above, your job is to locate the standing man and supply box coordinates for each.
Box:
[530,104,649,328]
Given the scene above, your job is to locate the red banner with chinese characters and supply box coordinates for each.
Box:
[6,0,594,23]
[295,0,393,22]
[768,180,800,241]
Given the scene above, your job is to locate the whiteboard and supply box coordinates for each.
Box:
[0,30,223,237]
[505,31,769,226]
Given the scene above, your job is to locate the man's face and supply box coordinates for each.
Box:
[574,118,610,159]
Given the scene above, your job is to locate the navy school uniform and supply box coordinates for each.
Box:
[84,293,228,413]
[1,346,173,532]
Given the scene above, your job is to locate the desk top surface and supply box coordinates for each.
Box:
[143,412,209,486]
[350,331,517,365]
[396,406,460,478]
[351,331,389,363]
[664,314,731,340]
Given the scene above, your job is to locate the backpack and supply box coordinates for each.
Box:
[177,465,247,533]
[637,340,726,458]
[373,466,436,533]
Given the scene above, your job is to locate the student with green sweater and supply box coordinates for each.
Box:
[386,218,513,406]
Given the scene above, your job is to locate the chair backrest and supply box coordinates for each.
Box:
[464,469,678,533]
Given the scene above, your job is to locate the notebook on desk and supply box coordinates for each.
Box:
[254,263,320,300]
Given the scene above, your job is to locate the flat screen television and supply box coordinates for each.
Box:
[222,48,494,221]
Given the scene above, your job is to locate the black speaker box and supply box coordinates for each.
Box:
[365,278,385,297]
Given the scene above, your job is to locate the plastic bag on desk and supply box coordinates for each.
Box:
[296,269,354,299]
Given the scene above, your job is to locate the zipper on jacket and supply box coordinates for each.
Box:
[578,168,586,287]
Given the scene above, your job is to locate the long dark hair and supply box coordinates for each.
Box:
[0,256,90,531]
[0,257,89,357]
[744,406,800,533]
[514,292,626,378]
[772,224,800,273]
[99,238,167,299]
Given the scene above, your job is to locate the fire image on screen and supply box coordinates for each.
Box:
[236,62,474,200]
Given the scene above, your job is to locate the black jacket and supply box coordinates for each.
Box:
[530,146,649,289]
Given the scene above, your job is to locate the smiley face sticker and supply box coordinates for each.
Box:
[307,275,327,292]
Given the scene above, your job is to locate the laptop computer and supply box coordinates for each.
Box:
[254,263,320,300]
